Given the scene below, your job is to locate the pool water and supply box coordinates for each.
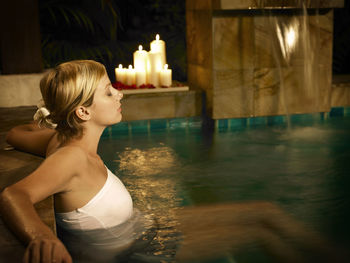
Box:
[98,111,350,262]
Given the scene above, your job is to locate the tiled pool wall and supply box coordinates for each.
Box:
[102,116,203,138]
[102,107,350,137]
[215,107,350,132]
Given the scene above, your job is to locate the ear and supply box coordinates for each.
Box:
[75,106,91,121]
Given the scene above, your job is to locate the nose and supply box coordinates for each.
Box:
[115,90,123,100]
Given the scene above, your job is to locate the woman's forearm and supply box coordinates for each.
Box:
[5,123,56,157]
[0,187,56,244]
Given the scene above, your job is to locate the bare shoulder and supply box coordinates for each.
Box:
[3,145,90,204]
[47,145,89,169]
[34,145,90,186]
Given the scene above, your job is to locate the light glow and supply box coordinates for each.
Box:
[286,28,296,49]
[275,18,299,62]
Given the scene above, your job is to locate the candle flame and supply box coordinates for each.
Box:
[128,65,133,69]
[156,34,160,41]
[138,45,143,51]
[164,64,168,70]
[118,64,123,69]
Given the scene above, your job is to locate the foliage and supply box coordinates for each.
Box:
[39,0,120,68]
[39,0,188,81]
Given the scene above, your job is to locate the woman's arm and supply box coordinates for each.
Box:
[0,187,72,263]
[0,147,86,263]
[6,122,57,157]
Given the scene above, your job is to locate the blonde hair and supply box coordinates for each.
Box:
[38,60,106,143]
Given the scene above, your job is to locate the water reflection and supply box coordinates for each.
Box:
[110,145,349,263]
[174,202,348,263]
[95,118,350,262]
[114,146,183,260]
[115,146,180,211]
[116,146,177,177]
[279,126,332,142]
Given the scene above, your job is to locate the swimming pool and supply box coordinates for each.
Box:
[98,108,350,262]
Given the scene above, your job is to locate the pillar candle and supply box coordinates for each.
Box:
[133,45,148,71]
[126,65,136,86]
[147,51,162,87]
[115,64,126,84]
[136,69,147,87]
[160,64,172,87]
[150,34,166,68]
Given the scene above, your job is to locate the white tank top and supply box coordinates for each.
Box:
[55,167,133,231]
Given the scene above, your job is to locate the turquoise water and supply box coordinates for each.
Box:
[98,109,350,262]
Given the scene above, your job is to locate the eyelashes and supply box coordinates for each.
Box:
[106,85,113,96]
[106,85,122,98]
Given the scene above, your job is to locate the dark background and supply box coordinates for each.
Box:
[1,0,349,81]
[332,0,350,75]
[38,0,187,82]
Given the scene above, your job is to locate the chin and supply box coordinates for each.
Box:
[115,114,122,124]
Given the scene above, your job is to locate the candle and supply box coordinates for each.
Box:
[150,34,166,68]
[126,65,136,86]
[160,64,172,87]
[136,69,147,87]
[115,64,126,84]
[147,51,162,87]
[133,45,148,71]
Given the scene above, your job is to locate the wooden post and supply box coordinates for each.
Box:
[0,0,43,74]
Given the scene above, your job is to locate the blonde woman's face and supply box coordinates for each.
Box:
[89,74,123,127]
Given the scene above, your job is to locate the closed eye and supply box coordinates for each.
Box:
[106,85,113,96]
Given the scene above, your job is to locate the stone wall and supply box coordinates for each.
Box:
[0,73,44,107]
[331,76,350,107]
[0,73,202,121]
[186,0,344,119]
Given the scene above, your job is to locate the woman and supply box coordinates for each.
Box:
[0,60,346,263]
[0,60,137,263]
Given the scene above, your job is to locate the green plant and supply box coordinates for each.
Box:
[39,0,120,68]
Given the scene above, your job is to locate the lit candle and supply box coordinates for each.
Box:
[126,65,136,86]
[160,64,172,87]
[136,69,147,87]
[115,64,126,84]
[133,45,148,71]
[147,51,162,87]
[150,34,166,68]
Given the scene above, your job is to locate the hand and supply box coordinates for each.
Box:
[23,237,72,263]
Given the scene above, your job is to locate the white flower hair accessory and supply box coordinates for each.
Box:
[33,99,57,128]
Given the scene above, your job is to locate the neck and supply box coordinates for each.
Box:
[67,125,105,155]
